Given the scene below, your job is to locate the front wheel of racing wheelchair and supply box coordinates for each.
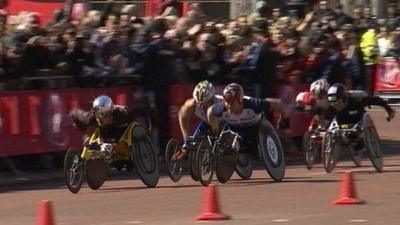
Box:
[257,120,285,182]
[362,113,383,172]
[64,148,85,194]
[130,126,160,188]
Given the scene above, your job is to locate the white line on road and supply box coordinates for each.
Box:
[272,219,290,222]
[349,219,368,222]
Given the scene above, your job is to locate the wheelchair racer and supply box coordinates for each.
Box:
[71,95,148,153]
[172,80,224,161]
[326,83,396,153]
[207,83,290,165]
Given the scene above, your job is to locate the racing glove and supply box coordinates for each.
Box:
[171,140,189,161]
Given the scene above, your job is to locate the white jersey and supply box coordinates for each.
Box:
[194,95,224,122]
[211,96,271,128]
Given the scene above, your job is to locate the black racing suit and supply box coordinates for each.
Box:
[332,96,393,151]
[70,105,144,142]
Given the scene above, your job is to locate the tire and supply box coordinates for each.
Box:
[257,120,285,182]
[165,139,183,182]
[188,150,200,181]
[86,160,110,190]
[349,146,363,167]
[215,149,238,184]
[64,148,84,194]
[323,131,341,173]
[303,131,319,170]
[131,126,160,188]
[197,140,214,186]
[362,114,383,172]
[235,154,252,180]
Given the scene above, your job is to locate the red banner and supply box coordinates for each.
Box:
[375,57,400,92]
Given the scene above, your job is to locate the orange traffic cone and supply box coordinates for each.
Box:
[36,200,55,225]
[195,184,230,221]
[332,171,365,205]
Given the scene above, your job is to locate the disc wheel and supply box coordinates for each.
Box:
[257,120,285,182]
[131,126,160,188]
[64,148,84,194]
[235,153,252,180]
[165,138,183,182]
[86,159,110,190]
[363,114,383,172]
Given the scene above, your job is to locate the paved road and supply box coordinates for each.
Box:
[0,108,398,225]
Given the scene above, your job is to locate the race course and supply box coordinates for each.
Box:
[0,107,399,225]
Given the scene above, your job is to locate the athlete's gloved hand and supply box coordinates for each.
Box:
[277,117,290,129]
[172,140,189,161]
[386,107,396,122]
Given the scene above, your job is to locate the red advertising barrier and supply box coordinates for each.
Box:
[375,57,400,92]
[0,83,312,157]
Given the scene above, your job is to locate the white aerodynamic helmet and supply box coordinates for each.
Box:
[193,80,216,103]
[92,95,113,117]
[310,79,329,98]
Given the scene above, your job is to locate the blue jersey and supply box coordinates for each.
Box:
[211,96,271,128]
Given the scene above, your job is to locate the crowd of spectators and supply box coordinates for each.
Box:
[1,0,400,96]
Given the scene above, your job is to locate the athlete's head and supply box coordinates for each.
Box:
[223,83,244,114]
[193,80,216,110]
[327,83,348,111]
[92,95,113,125]
[310,79,329,99]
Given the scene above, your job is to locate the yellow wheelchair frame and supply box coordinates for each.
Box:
[64,122,160,194]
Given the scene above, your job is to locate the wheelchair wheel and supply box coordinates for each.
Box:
[362,114,383,172]
[188,150,200,181]
[235,153,252,180]
[131,126,160,188]
[216,149,238,184]
[303,131,320,170]
[165,138,183,182]
[349,146,363,167]
[198,140,214,186]
[257,120,285,182]
[64,148,84,194]
[86,160,110,190]
[323,132,341,173]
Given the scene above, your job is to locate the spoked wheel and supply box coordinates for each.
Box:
[86,159,110,190]
[64,148,84,194]
[235,153,252,180]
[363,114,383,172]
[257,120,285,182]
[165,139,183,182]
[303,131,320,170]
[323,131,341,173]
[198,140,214,186]
[131,126,160,188]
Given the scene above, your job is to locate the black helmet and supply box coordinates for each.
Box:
[327,83,347,103]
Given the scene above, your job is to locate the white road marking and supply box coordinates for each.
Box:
[272,219,290,222]
[349,219,368,222]
[126,221,142,224]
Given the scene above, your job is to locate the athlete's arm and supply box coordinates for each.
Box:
[178,98,196,139]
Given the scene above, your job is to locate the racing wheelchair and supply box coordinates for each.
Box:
[303,116,327,170]
[64,122,160,193]
[164,136,207,182]
[197,119,286,186]
[323,113,383,173]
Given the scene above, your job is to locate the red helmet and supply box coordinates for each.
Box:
[223,83,244,103]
